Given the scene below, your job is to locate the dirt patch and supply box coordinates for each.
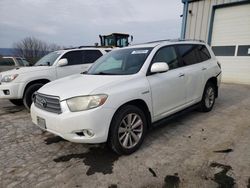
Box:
[213,149,233,153]
[44,136,66,145]
[210,162,235,188]
[148,168,157,177]
[53,146,119,175]
[0,106,24,116]
[163,174,180,188]
[108,184,118,188]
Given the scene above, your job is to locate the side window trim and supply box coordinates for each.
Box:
[176,44,211,67]
[174,45,185,68]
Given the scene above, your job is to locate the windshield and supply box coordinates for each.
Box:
[16,58,24,66]
[34,51,62,66]
[87,47,153,75]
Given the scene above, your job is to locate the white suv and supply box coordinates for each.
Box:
[31,40,221,155]
[0,48,109,109]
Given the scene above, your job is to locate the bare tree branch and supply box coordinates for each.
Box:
[13,37,62,65]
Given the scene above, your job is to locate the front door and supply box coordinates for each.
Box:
[56,50,86,78]
[147,46,186,121]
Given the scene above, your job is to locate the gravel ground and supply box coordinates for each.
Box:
[0,83,250,188]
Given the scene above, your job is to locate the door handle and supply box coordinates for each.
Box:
[179,73,185,77]
[202,67,207,71]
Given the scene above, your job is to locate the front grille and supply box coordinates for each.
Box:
[34,92,62,114]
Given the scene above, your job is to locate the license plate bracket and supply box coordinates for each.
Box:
[37,116,46,130]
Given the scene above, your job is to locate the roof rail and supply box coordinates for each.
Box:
[143,38,206,44]
[63,45,113,50]
[145,39,171,44]
[173,39,206,43]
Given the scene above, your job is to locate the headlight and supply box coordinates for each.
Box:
[66,94,108,112]
[1,74,18,82]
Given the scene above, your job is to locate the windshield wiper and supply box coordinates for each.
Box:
[36,62,50,66]
[94,72,117,75]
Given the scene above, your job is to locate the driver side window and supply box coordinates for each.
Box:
[152,46,179,70]
[61,51,83,66]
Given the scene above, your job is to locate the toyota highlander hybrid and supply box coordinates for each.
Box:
[31,40,221,155]
[0,47,109,109]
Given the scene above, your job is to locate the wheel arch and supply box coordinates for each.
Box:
[110,99,152,131]
[205,77,218,98]
[23,79,50,98]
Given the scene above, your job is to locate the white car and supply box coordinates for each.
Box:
[0,48,109,109]
[0,56,30,72]
[31,40,222,155]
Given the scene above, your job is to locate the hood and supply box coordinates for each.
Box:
[38,74,133,100]
[0,66,51,75]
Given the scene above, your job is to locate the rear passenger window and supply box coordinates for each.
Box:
[61,51,83,66]
[83,50,102,64]
[152,46,179,70]
[198,45,211,61]
[177,44,211,66]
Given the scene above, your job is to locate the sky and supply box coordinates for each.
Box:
[0,0,183,48]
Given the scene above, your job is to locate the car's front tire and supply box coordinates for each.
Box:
[108,105,147,155]
[23,83,44,110]
[199,82,216,112]
[9,99,23,106]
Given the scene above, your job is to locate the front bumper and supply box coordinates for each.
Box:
[0,82,25,99]
[30,102,116,143]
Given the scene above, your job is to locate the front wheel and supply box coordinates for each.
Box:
[199,82,216,112]
[23,83,44,110]
[108,105,147,155]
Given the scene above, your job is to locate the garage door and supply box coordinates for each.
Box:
[211,3,250,84]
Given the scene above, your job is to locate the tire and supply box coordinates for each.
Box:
[108,105,147,155]
[199,82,216,112]
[23,83,44,110]
[9,99,23,106]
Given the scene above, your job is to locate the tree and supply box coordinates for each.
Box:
[13,37,62,65]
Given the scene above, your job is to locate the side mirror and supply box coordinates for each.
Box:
[57,58,68,67]
[150,62,169,73]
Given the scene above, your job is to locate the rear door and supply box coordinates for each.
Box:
[176,44,210,103]
[147,46,186,121]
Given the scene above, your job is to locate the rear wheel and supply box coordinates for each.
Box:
[23,83,44,110]
[199,82,216,112]
[9,99,23,106]
[108,105,147,155]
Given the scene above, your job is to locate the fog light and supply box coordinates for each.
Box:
[3,90,10,95]
[75,129,94,137]
[84,129,94,137]
[76,131,85,137]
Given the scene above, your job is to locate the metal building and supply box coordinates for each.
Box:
[181,0,250,84]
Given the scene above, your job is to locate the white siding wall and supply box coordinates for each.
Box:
[184,0,242,41]
[211,4,250,84]
[184,0,250,85]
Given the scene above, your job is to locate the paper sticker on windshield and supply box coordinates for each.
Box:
[131,50,148,54]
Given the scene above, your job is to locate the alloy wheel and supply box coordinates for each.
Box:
[205,87,215,108]
[118,113,143,149]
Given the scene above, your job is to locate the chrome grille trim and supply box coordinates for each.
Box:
[34,92,62,114]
